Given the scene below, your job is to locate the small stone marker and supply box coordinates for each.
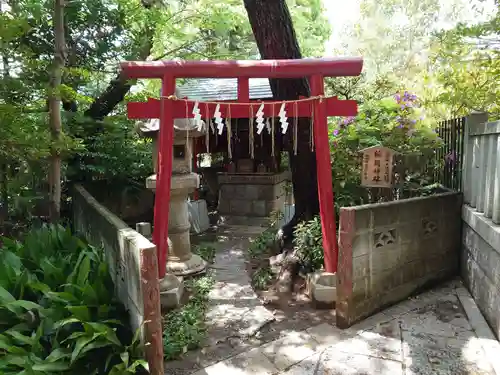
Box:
[360,146,396,188]
[135,222,152,237]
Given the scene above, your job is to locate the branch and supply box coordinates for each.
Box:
[151,37,207,60]
[84,32,153,120]
[83,5,195,120]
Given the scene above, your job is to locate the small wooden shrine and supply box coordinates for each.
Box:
[137,80,293,218]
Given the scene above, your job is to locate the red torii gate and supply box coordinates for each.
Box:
[121,58,363,279]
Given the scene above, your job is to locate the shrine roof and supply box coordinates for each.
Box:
[177,78,273,101]
[136,78,273,136]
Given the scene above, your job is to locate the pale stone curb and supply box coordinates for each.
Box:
[456,286,500,375]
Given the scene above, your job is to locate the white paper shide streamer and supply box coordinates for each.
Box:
[214,104,224,135]
[192,101,203,131]
[265,118,271,134]
[279,103,288,134]
[256,103,265,135]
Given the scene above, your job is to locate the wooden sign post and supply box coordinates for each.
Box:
[360,146,396,188]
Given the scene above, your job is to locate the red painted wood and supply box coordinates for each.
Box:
[238,77,250,101]
[310,75,338,274]
[153,76,176,279]
[126,97,358,120]
[120,58,363,79]
[140,247,163,375]
[192,138,198,201]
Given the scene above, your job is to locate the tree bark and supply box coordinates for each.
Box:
[1,15,9,222]
[243,0,320,241]
[48,0,66,222]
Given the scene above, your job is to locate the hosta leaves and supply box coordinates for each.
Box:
[0,333,14,351]
[0,286,16,304]
[3,300,42,316]
[32,361,71,371]
[4,329,33,346]
[71,334,108,363]
[0,226,147,374]
[45,291,79,304]
[66,306,91,321]
[76,256,91,286]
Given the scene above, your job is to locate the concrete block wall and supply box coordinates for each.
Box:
[217,172,291,217]
[460,113,500,338]
[462,205,500,338]
[72,185,163,375]
[337,192,462,328]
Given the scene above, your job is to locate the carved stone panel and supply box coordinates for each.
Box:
[373,229,397,248]
[422,219,438,236]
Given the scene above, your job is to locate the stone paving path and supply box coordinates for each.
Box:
[203,223,276,346]
[189,281,500,375]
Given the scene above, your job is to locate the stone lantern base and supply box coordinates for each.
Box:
[165,251,207,276]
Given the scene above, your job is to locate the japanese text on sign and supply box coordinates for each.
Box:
[360,146,395,188]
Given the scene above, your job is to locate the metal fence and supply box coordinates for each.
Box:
[434,117,466,191]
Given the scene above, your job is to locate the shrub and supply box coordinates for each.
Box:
[162,275,214,360]
[293,216,324,273]
[192,243,217,264]
[248,229,276,259]
[251,266,274,291]
[0,225,148,374]
[330,93,443,208]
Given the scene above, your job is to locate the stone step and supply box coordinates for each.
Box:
[218,215,270,227]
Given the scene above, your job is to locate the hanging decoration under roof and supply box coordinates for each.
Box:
[158,94,329,159]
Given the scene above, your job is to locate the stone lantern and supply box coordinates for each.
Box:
[142,117,207,277]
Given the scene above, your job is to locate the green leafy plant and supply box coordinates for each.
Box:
[0,225,149,374]
[268,210,285,229]
[248,229,276,259]
[293,216,324,273]
[251,266,274,291]
[330,93,443,209]
[193,243,217,264]
[162,274,215,360]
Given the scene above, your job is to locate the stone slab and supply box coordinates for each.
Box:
[306,271,337,309]
[187,282,500,375]
[457,287,500,375]
[192,347,278,375]
[402,330,495,375]
[204,235,275,347]
[281,348,404,375]
[305,323,356,351]
[398,298,474,340]
[259,330,319,371]
[331,331,402,362]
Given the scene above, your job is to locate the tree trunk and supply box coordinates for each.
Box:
[0,163,7,224]
[48,0,66,222]
[1,16,9,223]
[243,0,320,241]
